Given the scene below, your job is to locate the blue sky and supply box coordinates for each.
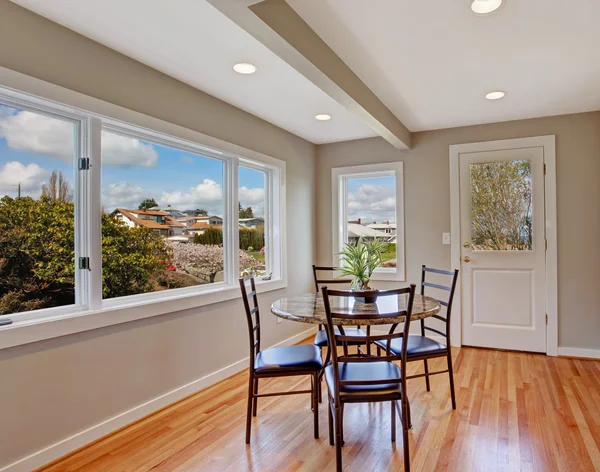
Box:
[0,104,265,216]
[347,175,396,224]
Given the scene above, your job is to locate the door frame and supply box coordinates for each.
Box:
[449,136,557,356]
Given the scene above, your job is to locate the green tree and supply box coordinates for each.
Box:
[193,227,223,245]
[0,196,171,314]
[239,202,254,219]
[138,198,158,210]
[101,213,172,299]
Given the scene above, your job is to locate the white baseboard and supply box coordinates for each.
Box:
[1,326,318,472]
[558,346,600,360]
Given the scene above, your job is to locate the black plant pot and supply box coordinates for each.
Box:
[353,290,378,304]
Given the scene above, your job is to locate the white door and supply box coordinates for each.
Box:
[459,147,546,352]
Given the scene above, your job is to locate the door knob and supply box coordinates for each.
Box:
[463,256,471,263]
[463,241,471,248]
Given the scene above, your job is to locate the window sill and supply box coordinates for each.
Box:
[0,278,286,350]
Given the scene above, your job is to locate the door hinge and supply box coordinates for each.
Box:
[543,163,547,175]
[546,313,548,325]
[79,257,91,271]
[545,239,548,250]
[78,157,90,170]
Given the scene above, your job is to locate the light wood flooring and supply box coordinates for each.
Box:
[39,344,600,471]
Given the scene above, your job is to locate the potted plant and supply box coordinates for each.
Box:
[337,237,385,303]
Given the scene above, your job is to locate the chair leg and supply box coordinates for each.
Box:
[401,398,410,471]
[377,346,381,356]
[391,401,396,442]
[319,344,332,404]
[328,399,334,446]
[245,373,254,444]
[340,403,345,446]
[334,406,343,472]
[447,351,457,410]
[423,359,431,392]
[313,373,319,439]
[252,377,259,416]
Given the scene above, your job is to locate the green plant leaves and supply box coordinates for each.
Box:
[336,237,385,289]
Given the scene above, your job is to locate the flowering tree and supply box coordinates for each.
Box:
[168,242,262,284]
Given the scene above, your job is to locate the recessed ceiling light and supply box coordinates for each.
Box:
[486,91,506,100]
[233,62,258,74]
[471,0,503,15]
[315,114,331,121]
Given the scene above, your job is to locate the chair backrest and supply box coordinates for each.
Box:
[312,265,351,292]
[420,266,459,342]
[239,276,261,369]
[321,285,416,399]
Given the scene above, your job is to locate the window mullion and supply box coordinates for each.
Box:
[87,117,103,309]
[225,157,239,285]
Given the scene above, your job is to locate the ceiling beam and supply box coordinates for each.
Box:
[208,0,412,149]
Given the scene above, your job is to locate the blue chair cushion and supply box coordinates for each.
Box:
[325,362,402,397]
[254,344,323,373]
[374,335,447,357]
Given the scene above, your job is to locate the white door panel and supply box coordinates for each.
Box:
[460,147,546,352]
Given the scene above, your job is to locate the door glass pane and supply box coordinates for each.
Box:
[0,103,77,314]
[346,175,396,267]
[470,160,532,251]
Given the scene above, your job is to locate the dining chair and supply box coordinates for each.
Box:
[312,265,370,352]
[239,276,322,444]
[375,266,459,410]
[322,284,416,472]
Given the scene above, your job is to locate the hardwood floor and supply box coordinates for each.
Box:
[39,345,600,472]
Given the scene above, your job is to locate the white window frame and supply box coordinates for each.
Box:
[331,162,405,282]
[0,77,286,349]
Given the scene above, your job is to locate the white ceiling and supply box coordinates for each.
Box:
[11,0,377,144]
[287,0,600,131]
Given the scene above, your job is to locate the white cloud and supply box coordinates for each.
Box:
[347,183,396,223]
[160,179,223,214]
[179,156,194,164]
[239,186,265,216]
[0,161,50,198]
[102,182,149,212]
[0,109,158,167]
[101,131,158,168]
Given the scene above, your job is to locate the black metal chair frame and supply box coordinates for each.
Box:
[377,266,459,410]
[322,285,416,472]
[239,276,320,444]
[312,265,372,403]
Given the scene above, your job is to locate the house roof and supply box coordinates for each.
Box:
[177,215,223,222]
[114,208,184,229]
[187,222,221,230]
[347,223,389,239]
[239,217,264,222]
[367,223,396,230]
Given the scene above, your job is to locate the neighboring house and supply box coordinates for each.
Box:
[367,221,396,235]
[162,206,187,219]
[347,223,390,244]
[183,222,222,236]
[112,208,185,237]
[239,217,264,229]
[177,215,223,227]
[182,209,208,217]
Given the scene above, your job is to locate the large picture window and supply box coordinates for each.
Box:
[0,87,285,330]
[332,162,405,281]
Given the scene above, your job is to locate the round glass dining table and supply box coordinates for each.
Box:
[271,292,441,325]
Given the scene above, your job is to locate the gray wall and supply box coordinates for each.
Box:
[0,1,316,467]
[316,111,600,351]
